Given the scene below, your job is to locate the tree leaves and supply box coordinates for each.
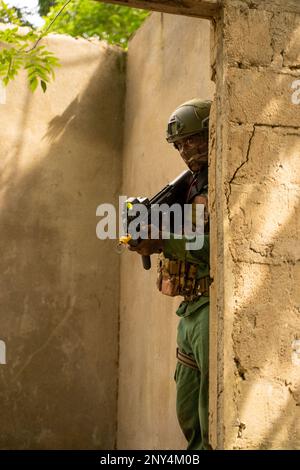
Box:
[24,46,60,92]
[0,0,149,92]
[0,1,59,92]
[38,0,56,17]
[43,0,149,49]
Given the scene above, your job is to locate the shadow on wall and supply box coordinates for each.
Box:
[224,14,300,449]
[0,46,125,449]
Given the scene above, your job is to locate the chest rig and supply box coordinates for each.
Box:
[157,168,210,301]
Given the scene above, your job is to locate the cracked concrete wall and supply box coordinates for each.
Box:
[210,0,300,449]
[118,12,214,449]
[0,35,125,449]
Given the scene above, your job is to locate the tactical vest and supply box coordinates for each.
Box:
[157,168,210,301]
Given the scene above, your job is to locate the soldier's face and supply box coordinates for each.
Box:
[175,133,208,172]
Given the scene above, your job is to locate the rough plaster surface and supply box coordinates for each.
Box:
[117,13,214,449]
[211,0,300,449]
[0,35,125,448]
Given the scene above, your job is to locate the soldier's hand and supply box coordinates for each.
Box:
[128,239,164,256]
[128,224,164,256]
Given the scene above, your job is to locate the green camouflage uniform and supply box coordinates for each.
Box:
[163,234,210,450]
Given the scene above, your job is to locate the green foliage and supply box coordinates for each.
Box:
[38,0,56,16]
[0,0,149,91]
[44,0,149,48]
[0,1,59,92]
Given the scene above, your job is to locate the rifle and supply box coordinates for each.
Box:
[119,169,192,270]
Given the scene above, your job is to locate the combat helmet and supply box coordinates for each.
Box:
[166,99,211,143]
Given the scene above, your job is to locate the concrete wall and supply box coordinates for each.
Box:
[210,0,300,449]
[0,35,125,449]
[2,0,299,451]
[117,13,214,449]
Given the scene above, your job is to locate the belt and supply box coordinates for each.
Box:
[176,348,199,371]
[183,275,210,301]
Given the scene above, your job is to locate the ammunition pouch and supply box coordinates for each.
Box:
[156,253,210,301]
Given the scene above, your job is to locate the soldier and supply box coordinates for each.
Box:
[129,99,211,450]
